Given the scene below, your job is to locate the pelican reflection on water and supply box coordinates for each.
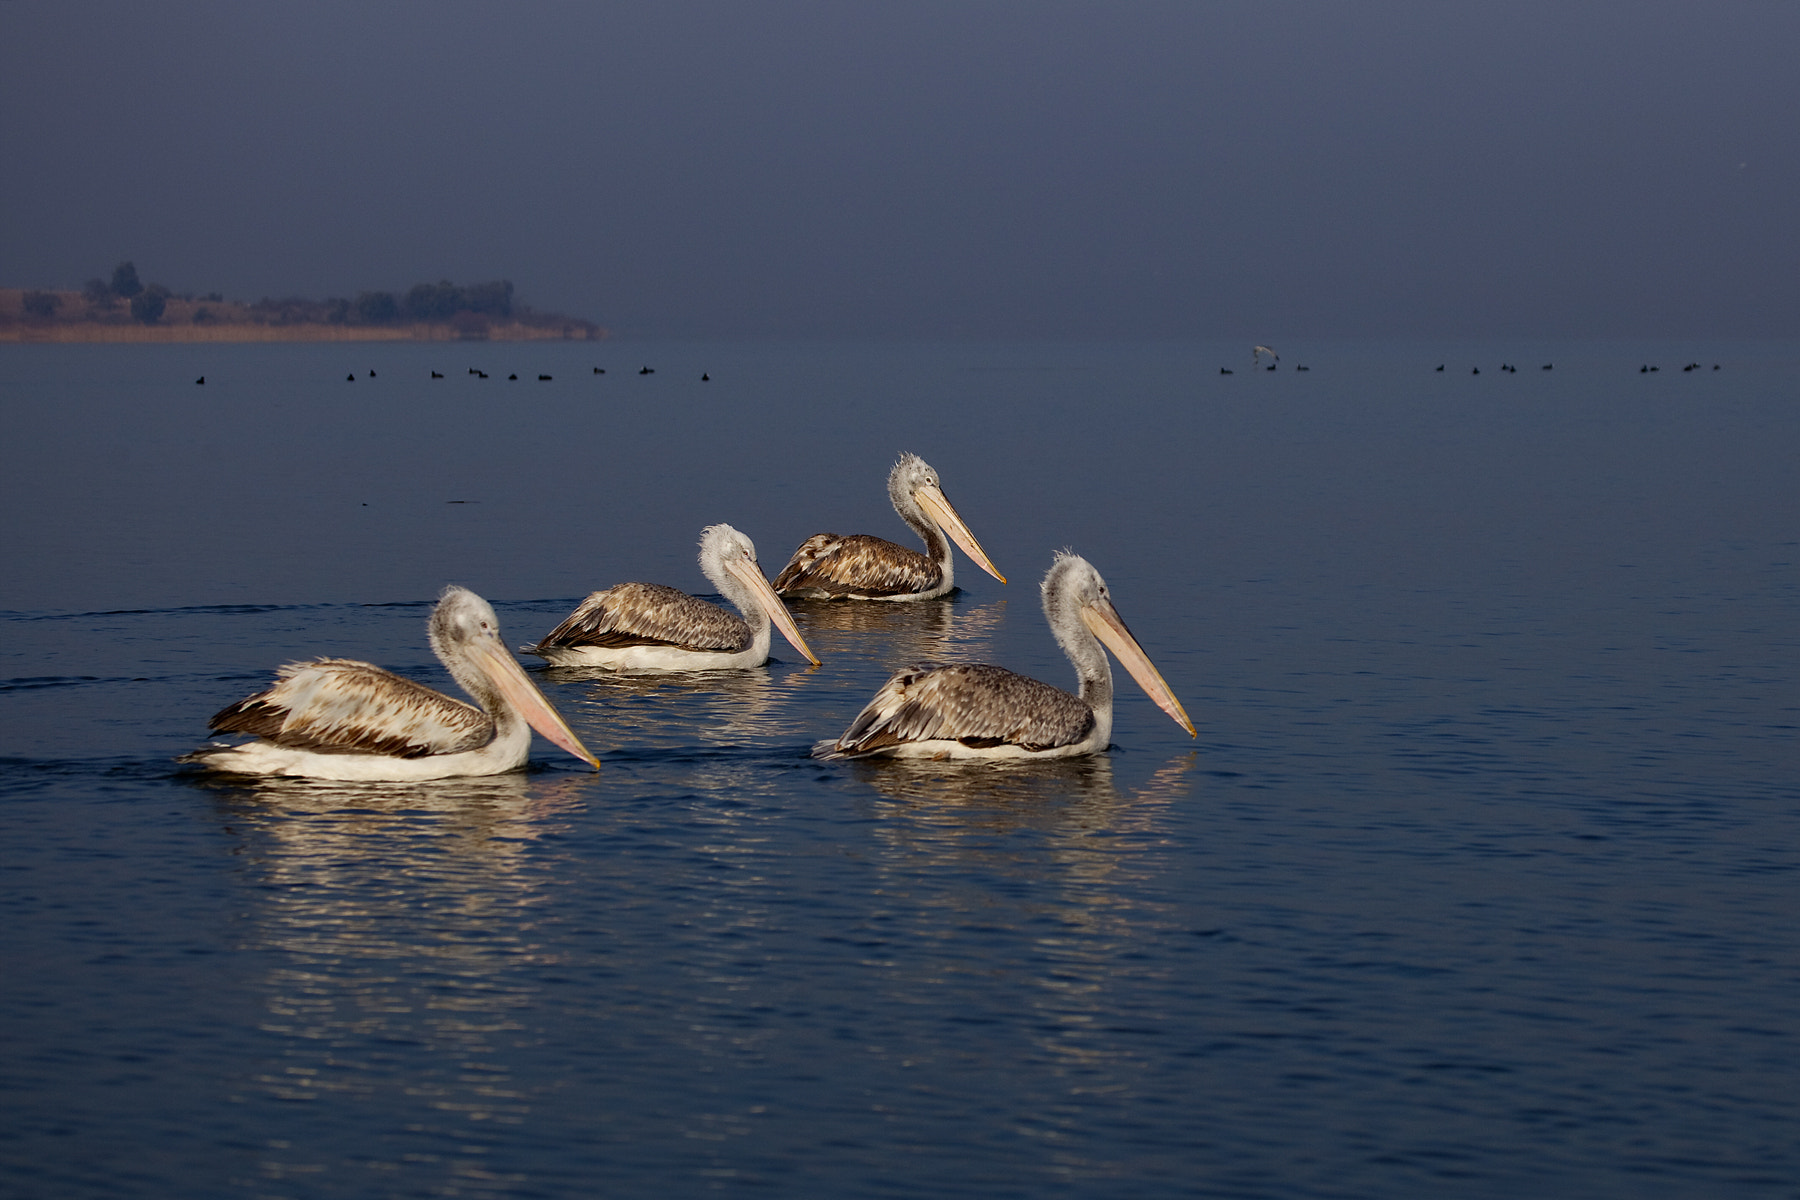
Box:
[526,524,819,671]
[789,595,1009,672]
[815,553,1195,761]
[182,586,599,781]
[548,662,794,746]
[774,453,1006,602]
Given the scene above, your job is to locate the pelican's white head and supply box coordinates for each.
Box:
[698,525,820,665]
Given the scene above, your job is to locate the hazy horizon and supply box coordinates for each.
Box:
[3,2,1795,340]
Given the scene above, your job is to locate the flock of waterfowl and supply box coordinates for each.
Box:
[182,453,1196,781]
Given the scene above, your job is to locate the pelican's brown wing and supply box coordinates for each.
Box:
[208,658,493,758]
[530,583,752,654]
[819,662,1096,758]
[772,534,941,599]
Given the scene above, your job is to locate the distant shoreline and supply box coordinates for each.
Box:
[0,287,605,344]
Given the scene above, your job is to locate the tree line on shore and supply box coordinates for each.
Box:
[22,262,524,330]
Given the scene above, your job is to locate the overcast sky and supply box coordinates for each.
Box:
[3,1,1795,339]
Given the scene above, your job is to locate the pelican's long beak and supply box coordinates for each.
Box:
[727,555,822,666]
[914,483,1006,584]
[473,641,601,768]
[1080,599,1196,737]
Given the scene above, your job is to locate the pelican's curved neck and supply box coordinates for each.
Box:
[438,637,522,744]
[891,481,954,583]
[1045,580,1113,716]
[702,548,774,654]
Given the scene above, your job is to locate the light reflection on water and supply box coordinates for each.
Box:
[189,773,589,1193]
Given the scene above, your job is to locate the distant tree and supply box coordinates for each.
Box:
[82,278,118,310]
[404,279,465,321]
[353,291,399,324]
[192,306,215,323]
[325,297,351,324]
[130,284,169,324]
[462,279,514,317]
[22,291,61,319]
[111,261,144,298]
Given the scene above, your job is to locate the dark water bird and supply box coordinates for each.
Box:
[469,368,480,375]
[1542,363,1553,370]
[1220,368,1233,375]
[508,373,518,380]
[539,374,552,381]
[594,367,604,374]
[369,370,376,378]
[478,371,488,378]
[702,373,710,381]
[180,586,597,780]
[813,552,1194,761]
[774,453,1005,602]
[1651,366,1660,372]
[640,366,655,375]
[1473,367,1480,374]
[431,371,443,378]
[195,376,205,385]
[1713,364,1721,370]
[347,373,355,381]
[1296,365,1309,372]
[1436,365,1445,372]
[526,525,818,671]
[1266,364,1277,371]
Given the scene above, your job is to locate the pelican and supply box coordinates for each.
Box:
[773,453,1005,601]
[181,587,599,780]
[525,524,819,671]
[1253,345,1279,367]
[814,552,1195,760]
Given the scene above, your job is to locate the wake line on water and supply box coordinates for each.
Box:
[0,672,277,694]
[3,598,590,622]
[0,753,194,781]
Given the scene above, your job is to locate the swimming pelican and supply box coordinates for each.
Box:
[773,453,1005,602]
[181,586,598,780]
[1253,345,1279,367]
[525,524,819,671]
[814,552,1194,760]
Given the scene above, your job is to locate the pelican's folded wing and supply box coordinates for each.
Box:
[532,584,751,653]
[208,658,493,758]
[772,534,937,598]
[825,662,1095,756]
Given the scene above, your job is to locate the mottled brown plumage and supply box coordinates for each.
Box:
[532,582,753,655]
[208,657,494,758]
[771,533,941,600]
[823,662,1097,758]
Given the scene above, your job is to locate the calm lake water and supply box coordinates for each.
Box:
[2,339,1797,1198]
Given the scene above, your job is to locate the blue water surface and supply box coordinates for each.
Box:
[2,340,1797,1198]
